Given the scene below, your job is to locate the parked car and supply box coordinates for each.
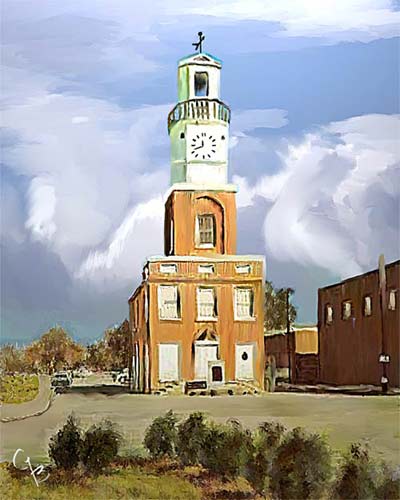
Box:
[73,367,92,378]
[116,368,130,384]
[51,372,72,391]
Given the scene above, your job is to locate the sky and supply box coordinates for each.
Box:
[1,0,399,344]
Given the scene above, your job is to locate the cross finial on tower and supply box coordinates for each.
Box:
[192,31,205,53]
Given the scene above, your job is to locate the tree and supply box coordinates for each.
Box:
[0,344,26,374]
[264,280,297,332]
[24,326,84,374]
[104,319,130,370]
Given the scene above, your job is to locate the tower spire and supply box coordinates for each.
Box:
[192,31,205,53]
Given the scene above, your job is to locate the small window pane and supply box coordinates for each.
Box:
[235,288,254,319]
[194,72,209,97]
[342,301,352,320]
[388,290,396,310]
[198,264,214,274]
[197,287,216,319]
[326,305,333,324]
[364,296,372,316]
[158,285,180,320]
[197,214,215,247]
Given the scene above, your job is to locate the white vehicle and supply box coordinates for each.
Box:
[116,368,129,384]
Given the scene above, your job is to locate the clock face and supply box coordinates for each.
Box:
[190,132,217,160]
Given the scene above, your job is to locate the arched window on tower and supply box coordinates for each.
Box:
[194,72,209,97]
[195,214,215,248]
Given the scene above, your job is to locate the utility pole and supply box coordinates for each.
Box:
[378,254,389,393]
[286,288,294,384]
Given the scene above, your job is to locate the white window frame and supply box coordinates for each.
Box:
[198,264,214,274]
[388,290,397,311]
[158,285,180,320]
[195,214,215,248]
[364,296,372,317]
[234,287,255,321]
[235,264,251,274]
[160,263,177,274]
[196,287,217,321]
[342,300,352,320]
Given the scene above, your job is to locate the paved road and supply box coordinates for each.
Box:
[1,388,399,465]
[0,375,51,420]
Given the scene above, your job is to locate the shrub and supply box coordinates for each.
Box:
[245,421,286,493]
[48,414,82,470]
[176,412,208,465]
[333,443,378,499]
[376,464,400,500]
[80,419,121,474]
[143,410,178,459]
[200,419,253,477]
[270,426,331,499]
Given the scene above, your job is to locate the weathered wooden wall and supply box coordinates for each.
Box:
[318,260,399,386]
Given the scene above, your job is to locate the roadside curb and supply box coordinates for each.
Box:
[1,390,57,423]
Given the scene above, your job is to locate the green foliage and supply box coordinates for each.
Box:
[333,443,378,499]
[143,410,178,459]
[270,426,332,499]
[264,280,297,331]
[176,412,208,465]
[245,421,286,493]
[0,374,39,404]
[375,464,400,500]
[80,420,122,474]
[199,419,253,477]
[48,415,83,470]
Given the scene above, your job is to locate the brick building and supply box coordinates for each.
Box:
[318,260,399,386]
[128,51,265,393]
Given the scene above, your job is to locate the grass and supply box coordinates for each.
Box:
[0,374,39,404]
[0,465,202,500]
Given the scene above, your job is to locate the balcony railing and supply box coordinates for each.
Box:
[168,98,231,132]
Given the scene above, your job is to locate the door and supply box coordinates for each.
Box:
[235,344,254,380]
[158,343,179,382]
[195,343,218,380]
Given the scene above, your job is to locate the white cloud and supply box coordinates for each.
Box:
[183,0,400,42]
[234,113,400,278]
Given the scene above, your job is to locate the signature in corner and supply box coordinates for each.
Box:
[12,448,50,487]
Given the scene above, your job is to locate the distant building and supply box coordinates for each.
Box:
[128,51,265,393]
[264,327,318,384]
[318,260,399,387]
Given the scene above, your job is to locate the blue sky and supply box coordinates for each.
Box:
[1,0,399,343]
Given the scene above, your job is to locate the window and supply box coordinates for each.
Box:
[235,264,251,274]
[235,287,254,320]
[364,296,372,316]
[194,72,209,97]
[388,290,397,310]
[342,300,352,320]
[197,287,217,320]
[180,132,185,139]
[158,285,180,320]
[198,264,214,274]
[196,214,215,247]
[325,304,333,324]
[160,263,177,274]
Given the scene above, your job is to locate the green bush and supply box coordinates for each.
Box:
[80,420,121,474]
[270,426,331,499]
[199,419,253,477]
[333,443,378,499]
[245,421,286,493]
[143,410,178,459]
[376,464,400,500]
[48,415,82,470]
[176,412,208,465]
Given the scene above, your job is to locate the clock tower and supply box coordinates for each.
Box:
[129,45,265,395]
[165,52,237,257]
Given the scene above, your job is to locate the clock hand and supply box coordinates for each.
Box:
[193,141,204,150]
